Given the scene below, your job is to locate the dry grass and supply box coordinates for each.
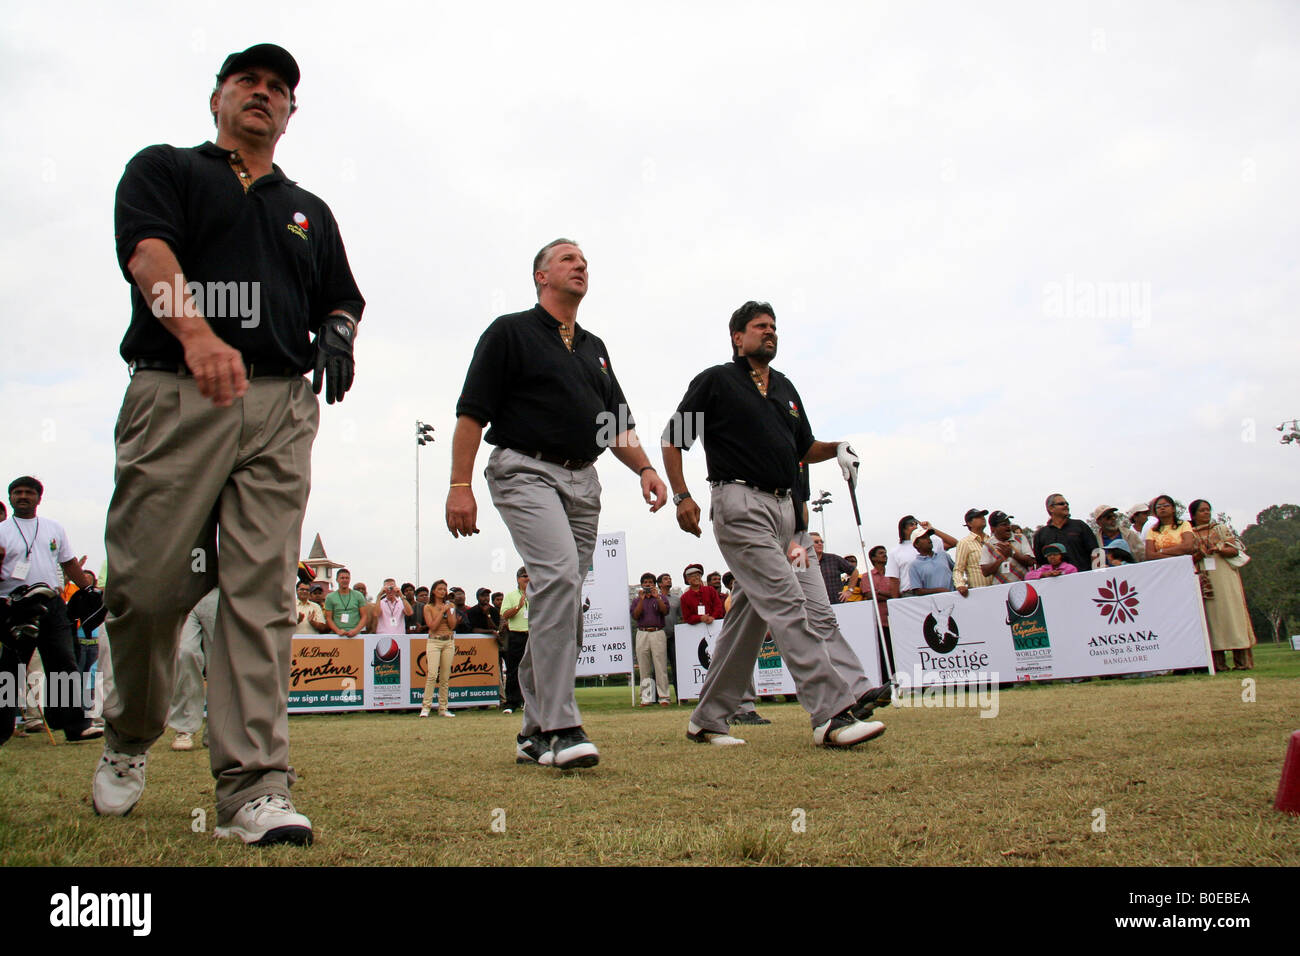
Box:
[2,645,1297,866]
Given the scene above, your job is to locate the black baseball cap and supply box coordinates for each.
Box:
[964,508,988,523]
[217,44,300,92]
[988,510,1012,527]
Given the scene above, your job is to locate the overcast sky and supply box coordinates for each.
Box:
[2,1,1297,596]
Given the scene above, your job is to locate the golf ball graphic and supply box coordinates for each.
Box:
[374,637,400,662]
[1007,582,1039,617]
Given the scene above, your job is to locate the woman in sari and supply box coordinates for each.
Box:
[1188,499,1257,671]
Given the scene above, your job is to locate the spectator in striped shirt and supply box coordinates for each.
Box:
[953,508,994,596]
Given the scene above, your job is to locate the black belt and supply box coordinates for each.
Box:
[508,448,595,470]
[129,359,303,379]
[711,479,792,498]
[637,626,663,632]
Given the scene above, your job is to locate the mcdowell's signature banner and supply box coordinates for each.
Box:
[289,637,499,712]
[673,602,885,702]
[887,556,1210,686]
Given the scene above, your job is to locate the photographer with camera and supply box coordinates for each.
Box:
[1,476,103,745]
[375,578,412,635]
[631,571,672,706]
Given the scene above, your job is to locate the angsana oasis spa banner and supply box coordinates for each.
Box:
[887,556,1210,686]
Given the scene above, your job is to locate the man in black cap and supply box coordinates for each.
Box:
[979,511,1036,584]
[96,43,364,846]
[952,508,992,597]
[0,476,103,745]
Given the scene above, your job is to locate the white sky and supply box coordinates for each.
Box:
[2,1,1297,596]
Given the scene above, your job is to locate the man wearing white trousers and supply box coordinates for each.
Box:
[661,300,885,748]
[446,239,667,769]
[166,588,218,752]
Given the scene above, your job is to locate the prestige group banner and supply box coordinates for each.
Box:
[288,636,500,713]
[886,556,1210,686]
[673,602,885,701]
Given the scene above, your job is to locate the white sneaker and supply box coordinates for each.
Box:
[686,722,746,746]
[439,710,456,718]
[92,747,148,816]
[214,794,313,846]
[171,731,194,751]
[419,708,430,718]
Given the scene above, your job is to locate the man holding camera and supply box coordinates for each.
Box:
[631,572,671,706]
[0,476,103,745]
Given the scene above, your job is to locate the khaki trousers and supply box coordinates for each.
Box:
[635,629,671,703]
[421,636,456,713]
[104,371,318,823]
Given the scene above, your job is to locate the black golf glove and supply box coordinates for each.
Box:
[312,314,356,404]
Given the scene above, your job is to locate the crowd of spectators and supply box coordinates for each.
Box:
[1,480,1262,750]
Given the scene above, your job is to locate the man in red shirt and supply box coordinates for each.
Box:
[679,564,724,625]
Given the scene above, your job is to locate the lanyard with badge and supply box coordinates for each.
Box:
[336,591,361,627]
[11,518,38,581]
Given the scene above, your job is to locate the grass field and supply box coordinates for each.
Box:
[2,644,1298,866]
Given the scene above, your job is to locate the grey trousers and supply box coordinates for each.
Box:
[691,483,856,733]
[166,588,218,735]
[795,531,872,698]
[104,372,317,824]
[485,447,599,736]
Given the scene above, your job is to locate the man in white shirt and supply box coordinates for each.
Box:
[0,476,103,745]
[374,578,412,635]
[885,514,959,598]
[294,582,328,635]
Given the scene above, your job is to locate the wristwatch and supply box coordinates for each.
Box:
[673,491,692,506]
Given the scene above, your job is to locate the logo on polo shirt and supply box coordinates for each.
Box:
[788,400,799,418]
[287,212,310,241]
[599,356,609,375]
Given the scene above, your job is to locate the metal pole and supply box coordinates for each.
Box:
[846,477,896,686]
[415,424,420,586]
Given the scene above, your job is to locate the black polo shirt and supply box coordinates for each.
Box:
[1032,519,1099,571]
[114,142,365,369]
[457,304,634,462]
[664,355,815,493]
[466,604,500,632]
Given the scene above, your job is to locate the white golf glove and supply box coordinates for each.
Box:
[836,442,860,487]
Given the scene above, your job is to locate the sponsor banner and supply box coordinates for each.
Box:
[673,603,883,701]
[289,639,364,710]
[365,635,407,708]
[409,636,501,709]
[887,556,1209,685]
[834,601,886,687]
[289,637,500,712]
[577,530,633,677]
